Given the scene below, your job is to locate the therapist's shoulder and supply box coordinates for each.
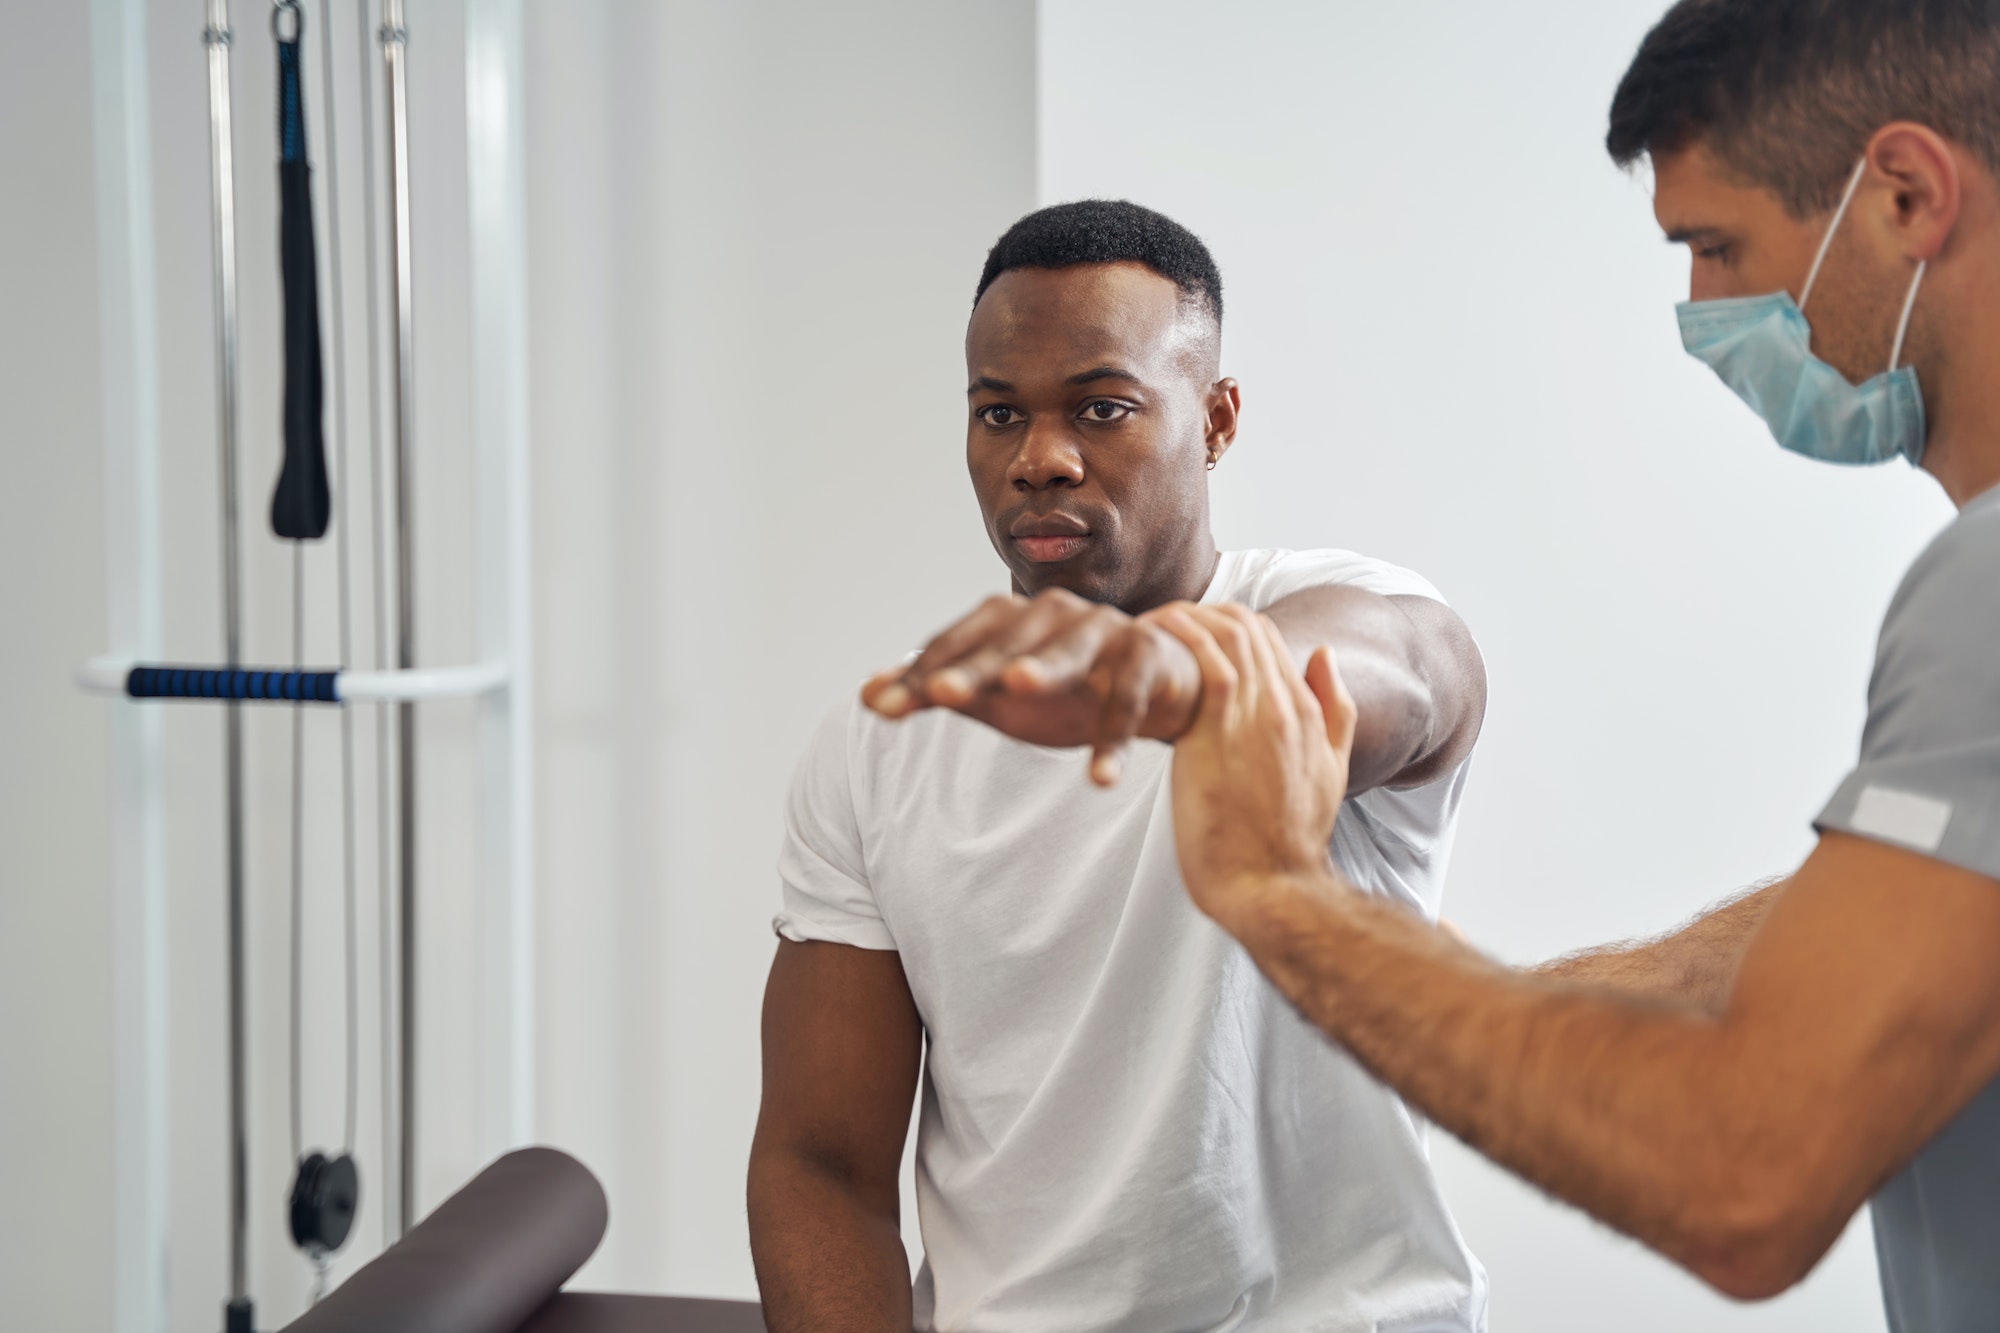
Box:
[1897,487,2000,601]
[1877,491,2000,673]
[1222,547,1449,609]
[1852,490,2000,768]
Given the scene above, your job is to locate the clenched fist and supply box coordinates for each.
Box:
[863,588,1206,786]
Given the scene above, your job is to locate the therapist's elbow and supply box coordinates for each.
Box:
[1678,1161,1846,1301]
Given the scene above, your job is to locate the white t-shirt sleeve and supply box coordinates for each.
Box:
[773,700,898,951]
[1217,547,1447,610]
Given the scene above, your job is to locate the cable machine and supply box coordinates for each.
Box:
[82,2,534,1328]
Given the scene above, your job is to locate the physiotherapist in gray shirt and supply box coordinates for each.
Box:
[1140,2,2000,1331]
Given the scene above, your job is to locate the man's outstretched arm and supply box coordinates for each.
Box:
[862,582,1484,795]
[1157,604,2000,1299]
[749,940,923,1332]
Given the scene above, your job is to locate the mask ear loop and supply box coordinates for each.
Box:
[1800,159,1870,313]
[1889,261,1926,371]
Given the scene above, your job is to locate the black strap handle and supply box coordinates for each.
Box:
[271,13,330,541]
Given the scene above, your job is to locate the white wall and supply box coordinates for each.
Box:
[1,0,1033,1324]
[522,0,1035,1298]
[0,4,115,1331]
[1038,1,1950,1330]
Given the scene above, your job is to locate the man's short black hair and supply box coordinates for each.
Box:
[1607,0,2000,216]
[974,199,1223,326]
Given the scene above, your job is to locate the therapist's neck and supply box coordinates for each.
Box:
[1918,225,2000,507]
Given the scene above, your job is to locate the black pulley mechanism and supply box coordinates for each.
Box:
[270,0,330,540]
[288,1150,360,1255]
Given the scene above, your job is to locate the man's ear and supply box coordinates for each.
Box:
[1867,122,1962,263]
[1205,378,1242,466]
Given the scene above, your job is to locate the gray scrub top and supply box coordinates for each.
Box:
[1814,482,2000,1333]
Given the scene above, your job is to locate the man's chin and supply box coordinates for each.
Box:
[1013,560,1119,605]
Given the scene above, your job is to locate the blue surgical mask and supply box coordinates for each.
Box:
[1676,160,1929,467]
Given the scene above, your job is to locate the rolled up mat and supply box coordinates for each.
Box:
[519,1294,766,1333]
[280,1147,609,1333]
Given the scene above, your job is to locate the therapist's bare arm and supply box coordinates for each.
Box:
[862,582,1484,794]
[1537,880,1788,1014]
[749,940,922,1333]
[1157,604,2000,1300]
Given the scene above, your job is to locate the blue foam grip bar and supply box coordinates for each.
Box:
[125,664,342,704]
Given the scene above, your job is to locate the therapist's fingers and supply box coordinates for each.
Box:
[1266,618,1324,730]
[1305,644,1358,759]
[1238,608,1301,733]
[1197,605,1265,721]
[1153,606,1240,722]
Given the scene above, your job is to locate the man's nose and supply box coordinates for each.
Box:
[1009,421,1085,491]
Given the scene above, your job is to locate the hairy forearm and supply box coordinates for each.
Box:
[1226,875,1824,1297]
[1537,880,1787,1014]
[748,1151,912,1332]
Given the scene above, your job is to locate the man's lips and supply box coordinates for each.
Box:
[1013,534,1092,563]
[1008,512,1093,563]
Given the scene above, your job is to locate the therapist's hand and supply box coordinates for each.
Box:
[862,588,1202,786]
[1152,603,1358,933]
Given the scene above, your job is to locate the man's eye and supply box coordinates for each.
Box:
[1693,242,1733,265]
[1080,400,1132,422]
[978,405,1021,426]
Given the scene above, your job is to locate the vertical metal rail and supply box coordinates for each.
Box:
[465,0,536,1165]
[201,2,252,1328]
[355,0,398,1253]
[379,0,419,1238]
[90,1,168,1328]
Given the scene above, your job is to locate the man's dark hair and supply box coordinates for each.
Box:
[1607,0,2000,216]
[974,199,1223,326]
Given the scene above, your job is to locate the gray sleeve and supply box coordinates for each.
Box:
[1815,496,2000,879]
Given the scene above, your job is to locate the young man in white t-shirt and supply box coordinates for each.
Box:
[747,200,1490,1332]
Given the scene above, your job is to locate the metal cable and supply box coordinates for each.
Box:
[289,541,305,1165]
[201,1,251,1307]
[380,0,420,1236]
[356,0,397,1219]
[317,0,360,1161]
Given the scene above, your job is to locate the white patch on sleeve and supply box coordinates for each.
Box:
[1849,784,1954,853]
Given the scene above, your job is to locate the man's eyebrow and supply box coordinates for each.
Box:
[968,375,1014,394]
[1067,366,1144,388]
[1663,225,1723,246]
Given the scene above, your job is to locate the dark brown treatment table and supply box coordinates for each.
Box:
[276,1147,765,1333]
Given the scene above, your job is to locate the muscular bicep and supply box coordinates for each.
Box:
[1263,585,1486,791]
[753,940,923,1213]
[1723,831,2000,1225]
